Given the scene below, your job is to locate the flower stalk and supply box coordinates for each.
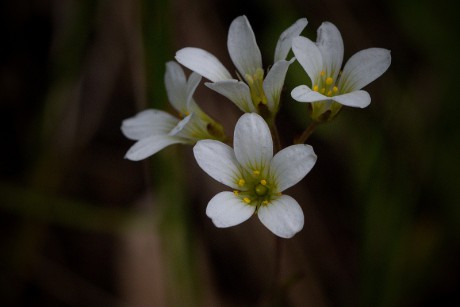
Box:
[295,120,320,144]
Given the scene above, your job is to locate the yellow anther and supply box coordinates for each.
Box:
[243,197,251,204]
[313,85,319,92]
[320,87,326,94]
[238,179,245,186]
[179,111,190,118]
[262,200,270,206]
[333,86,339,93]
[327,90,332,97]
[253,170,260,176]
[276,192,282,196]
[325,77,334,85]
[260,179,267,186]
[320,71,326,77]
[233,190,239,196]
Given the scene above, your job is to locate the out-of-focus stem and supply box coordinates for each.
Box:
[296,121,319,144]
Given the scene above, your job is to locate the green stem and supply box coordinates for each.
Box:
[268,119,282,153]
[273,236,282,286]
[295,121,320,144]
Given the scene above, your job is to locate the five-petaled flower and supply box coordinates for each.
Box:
[121,61,226,161]
[175,15,308,119]
[193,113,317,238]
[291,22,391,121]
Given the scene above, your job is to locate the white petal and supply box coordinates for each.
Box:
[164,63,203,115]
[205,80,256,113]
[175,47,232,82]
[316,22,344,80]
[185,72,202,110]
[121,109,179,140]
[206,192,255,228]
[125,135,182,161]
[339,48,391,92]
[274,18,308,62]
[234,113,273,173]
[270,144,317,192]
[291,85,328,103]
[332,90,371,108]
[292,36,322,84]
[263,58,295,113]
[227,15,262,76]
[258,195,304,238]
[168,113,193,138]
[193,140,243,189]
[164,61,187,113]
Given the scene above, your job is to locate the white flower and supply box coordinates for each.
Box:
[291,22,391,120]
[193,113,317,238]
[175,15,308,118]
[121,61,226,161]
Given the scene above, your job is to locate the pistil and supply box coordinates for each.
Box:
[246,68,268,106]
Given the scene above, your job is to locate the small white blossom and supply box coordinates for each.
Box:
[175,15,308,118]
[121,61,225,161]
[291,22,391,120]
[193,113,317,238]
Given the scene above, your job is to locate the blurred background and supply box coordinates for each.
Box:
[1,0,459,306]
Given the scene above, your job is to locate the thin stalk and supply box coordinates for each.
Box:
[258,235,283,305]
[273,236,282,287]
[268,118,282,153]
[268,117,283,298]
[296,121,320,144]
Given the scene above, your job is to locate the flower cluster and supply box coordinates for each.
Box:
[121,15,391,238]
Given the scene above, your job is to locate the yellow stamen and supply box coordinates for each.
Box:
[233,190,239,196]
[179,111,190,118]
[327,90,332,97]
[253,170,260,176]
[238,179,245,186]
[320,71,326,77]
[260,179,267,186]
[262,200,269,206]
[313,85,319,92]
[333,86,339,93]
[243,197,251,204]
[321,87,326,94]
[325,77,334,85]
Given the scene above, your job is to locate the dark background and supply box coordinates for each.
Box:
[1,0,459,306]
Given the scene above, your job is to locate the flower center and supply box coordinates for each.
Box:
[245,68,268,106]
[312,70,340,97]
[234,176,275,207]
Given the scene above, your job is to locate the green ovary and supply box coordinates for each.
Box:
[254,183,268,196]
